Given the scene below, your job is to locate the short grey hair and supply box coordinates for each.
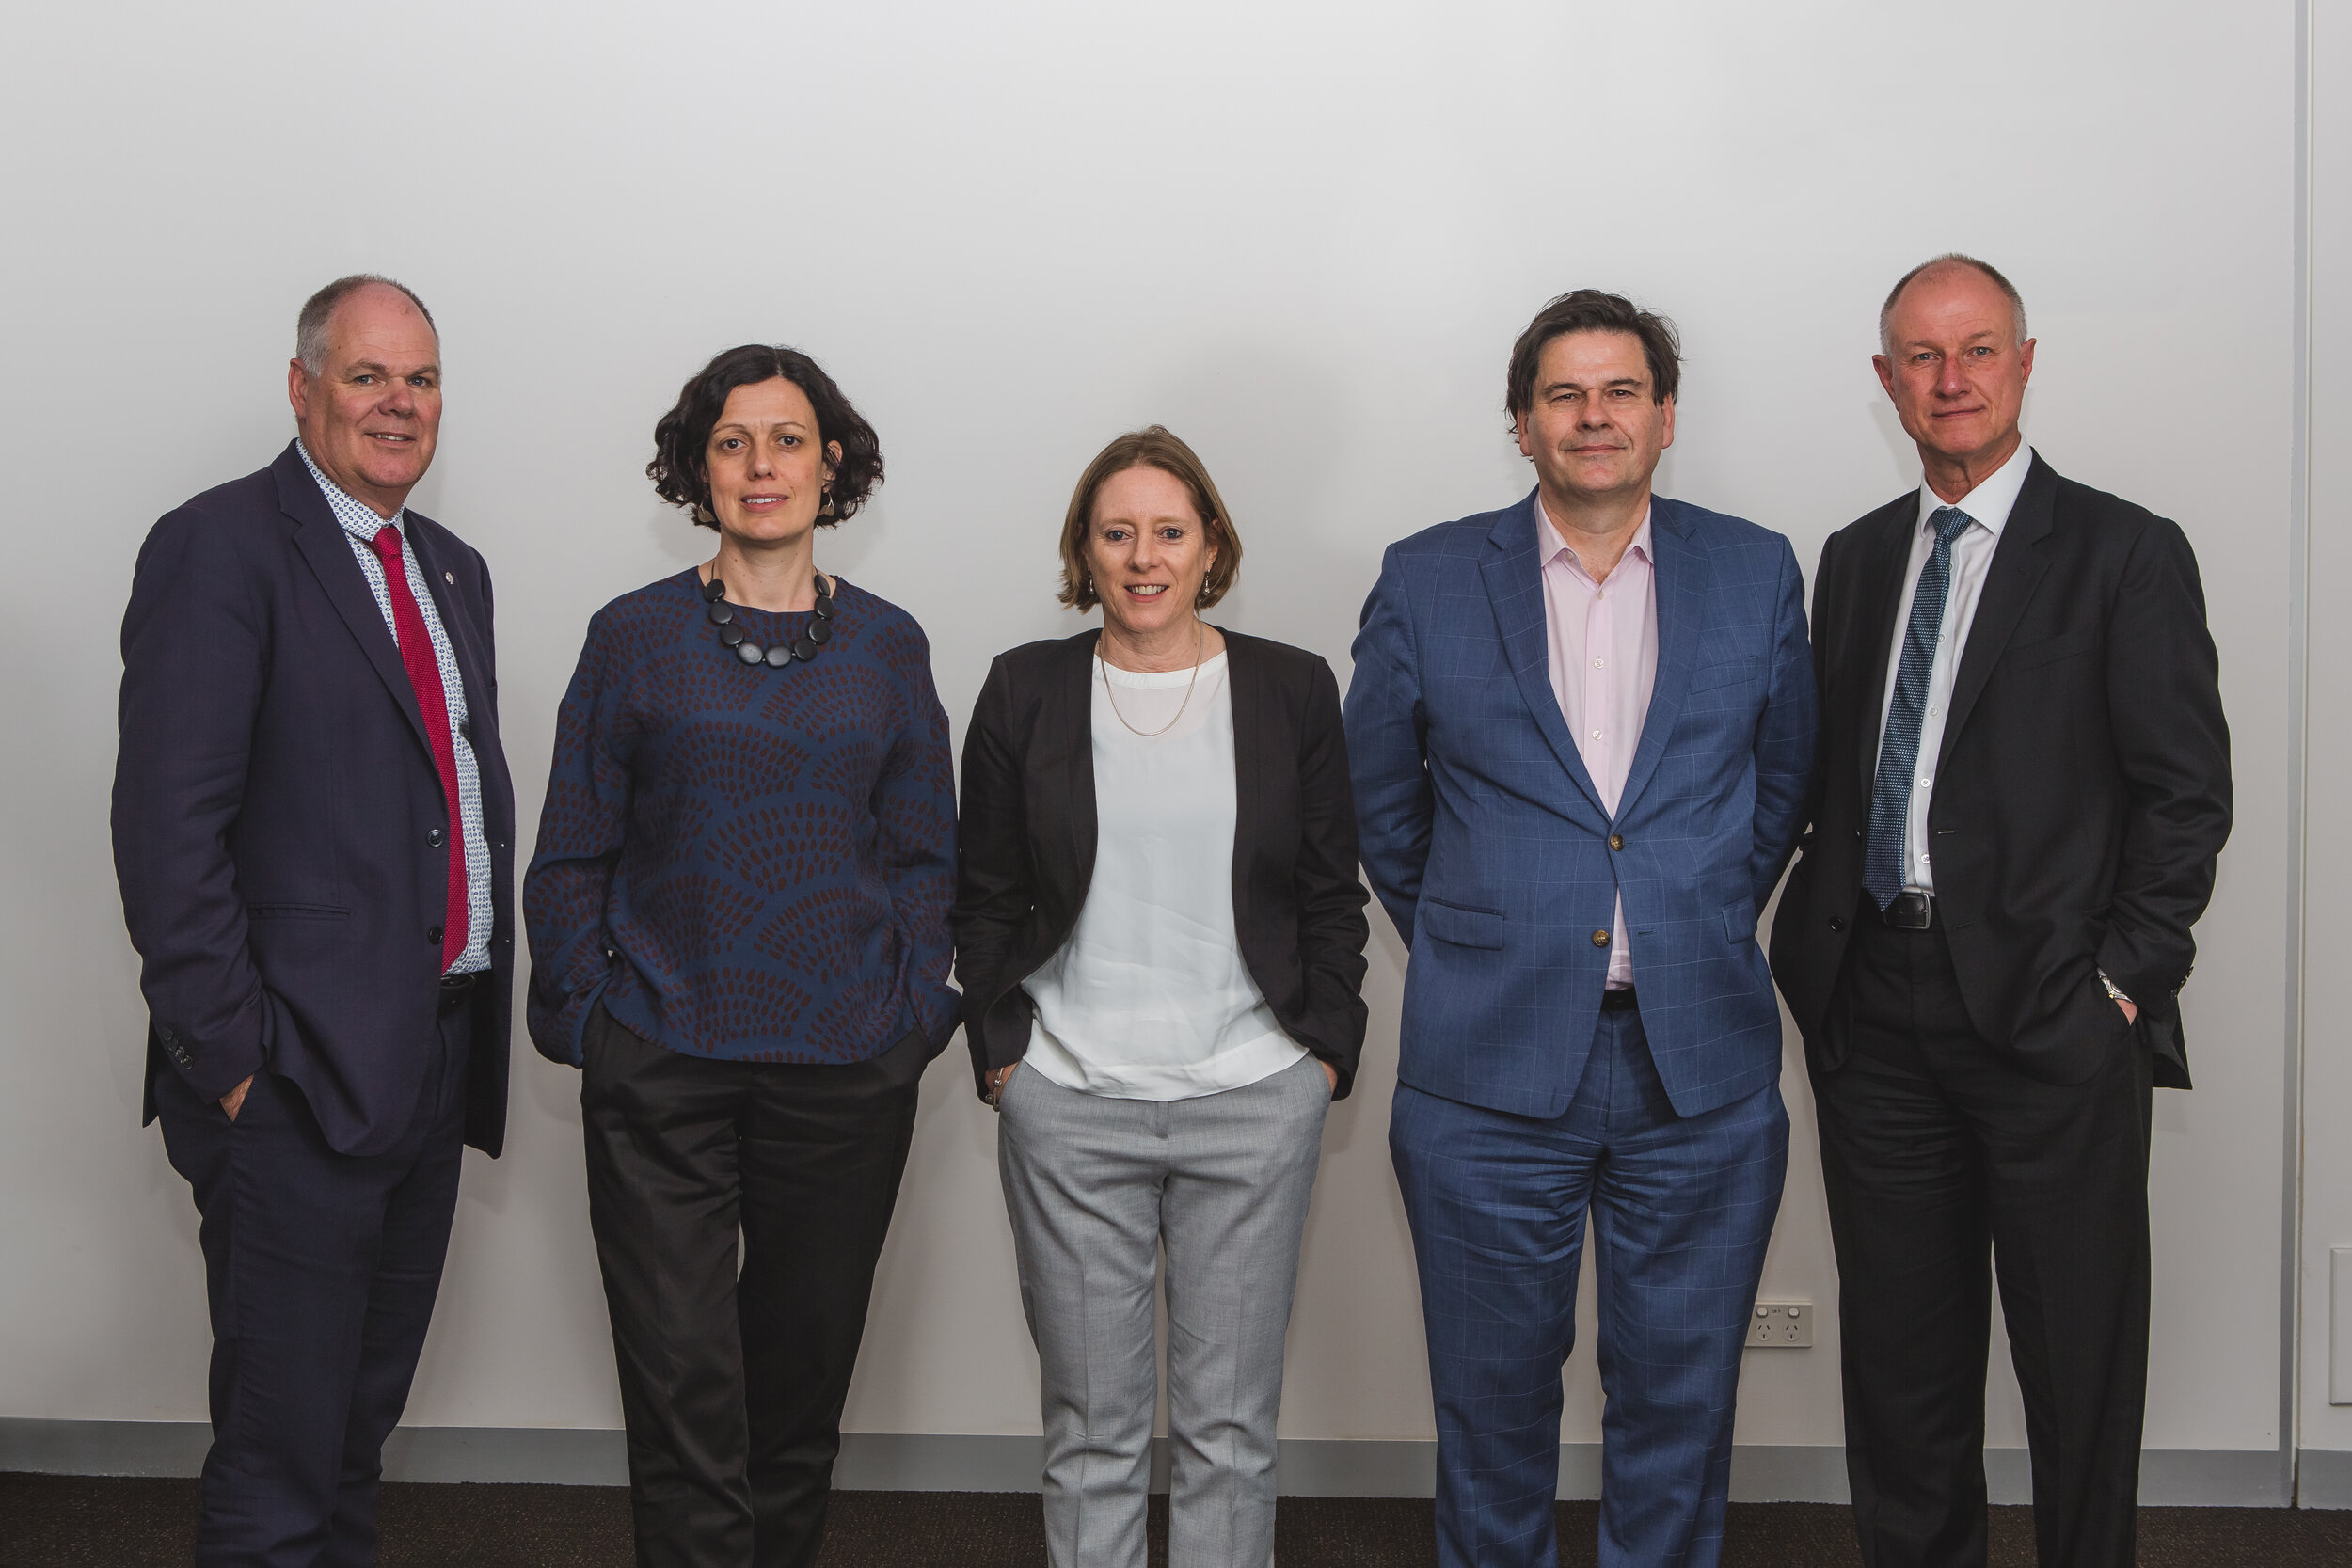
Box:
[1878,253,2028,356]
[294,274,437,375]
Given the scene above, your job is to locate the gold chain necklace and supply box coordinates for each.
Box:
[1098,619,1206,738]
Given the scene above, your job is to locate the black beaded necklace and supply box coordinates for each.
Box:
[701,570,835,667]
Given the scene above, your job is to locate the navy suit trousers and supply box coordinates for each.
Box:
[1391,1005,1788,1568]
[156,1001,471,1568]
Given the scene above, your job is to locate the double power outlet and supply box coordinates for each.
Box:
[1748,1301,1813,1348]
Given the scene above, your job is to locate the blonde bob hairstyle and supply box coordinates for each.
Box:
[1057,425,1243,612]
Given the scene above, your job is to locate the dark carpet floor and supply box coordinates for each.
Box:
[6,1474,2350,1567]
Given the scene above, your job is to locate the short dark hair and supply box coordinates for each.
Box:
[1879,253,2028,354]
[296,275,436,373]
[1057,426,1242,611]
[647,344,882,529]
[1504,289,1681,429]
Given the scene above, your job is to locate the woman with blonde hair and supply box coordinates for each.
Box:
[953,425,1369,1568]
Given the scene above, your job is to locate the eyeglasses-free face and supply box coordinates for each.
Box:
[702,376,842,544]
[287,283,442,520]
[1874,263,2035,480]
[1085,464,1220,647]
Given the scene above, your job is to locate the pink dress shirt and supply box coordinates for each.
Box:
[1537,499,1659,987]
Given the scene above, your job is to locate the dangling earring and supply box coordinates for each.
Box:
[693,502,717,525]
[819,487,836,518]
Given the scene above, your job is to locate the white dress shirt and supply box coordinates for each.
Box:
[1537,498,1659,986]
[1873,440,2036,895]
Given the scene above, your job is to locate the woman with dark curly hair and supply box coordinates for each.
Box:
[522,344,954,1568]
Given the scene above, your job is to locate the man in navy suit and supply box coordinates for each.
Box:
[112,276,514,1567]
[1347,290,1815,1568]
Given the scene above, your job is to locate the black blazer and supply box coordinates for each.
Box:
[953,628,1371,1100]
[1768,454,2231,1089]
[113,443,516,1157]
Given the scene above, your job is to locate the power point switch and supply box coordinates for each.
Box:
[1748,1301,1814,1349]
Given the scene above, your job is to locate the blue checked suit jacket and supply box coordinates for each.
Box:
[1346,490,1817,1120]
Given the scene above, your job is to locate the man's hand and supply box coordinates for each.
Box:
[219,1075,253,1121]
[2115,999,2139,1026]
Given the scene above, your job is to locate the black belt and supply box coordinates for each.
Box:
[437,971,482,1013]
[1880,891,1937,930]
[1600,986,1640,1013]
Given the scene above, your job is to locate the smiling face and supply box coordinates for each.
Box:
[1085,464,1218,643]
[702,377,841,546]
[1514,329,1675,510]
[1874,262,2034,474]
[286,283,441,517]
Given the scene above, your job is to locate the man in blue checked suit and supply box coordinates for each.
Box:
[1347,290,1816,1568]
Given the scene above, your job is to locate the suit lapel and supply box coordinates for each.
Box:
[1480,492,1606,817]
[1935,454,2057,770]
[1613,500,1704,821]
[1224,629,1261,899]
[1851,495,1918,803]
[276,447,434,758]
[1058,630,1102,903]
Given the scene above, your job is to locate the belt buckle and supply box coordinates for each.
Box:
[1885,892,1932,930]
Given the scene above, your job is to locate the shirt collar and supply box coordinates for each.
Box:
[1915,439,2033,540]
[295,439,405,544]
[1536,494,1654,574]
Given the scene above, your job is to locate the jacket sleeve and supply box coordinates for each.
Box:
[873,621,959,1052]
[1750,536,1820,910]
[111,509,275,1103]
[1343,544,1434,945]
[2096,516,2232,1013]
[520,612,631,1066]
[1291,657,1373,1098]
[950,656,1034,1094]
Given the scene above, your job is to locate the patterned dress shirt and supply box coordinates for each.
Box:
[295,441,492,975]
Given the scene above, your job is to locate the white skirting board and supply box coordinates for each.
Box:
[0,1420,2299,1506]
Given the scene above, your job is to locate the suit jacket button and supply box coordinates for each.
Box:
[1829,916,1846,933]
[1609,833,1626,851]
[426,926,444,946]
[427,827,445,847]
[1591,929,1611,948]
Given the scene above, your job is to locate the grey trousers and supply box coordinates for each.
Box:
[997,1053,1330,1568]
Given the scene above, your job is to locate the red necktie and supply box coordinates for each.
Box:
[367,526,469,970]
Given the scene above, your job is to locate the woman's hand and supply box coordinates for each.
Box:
[986,1062,1018,1106]
[1319,1060,1338,1096]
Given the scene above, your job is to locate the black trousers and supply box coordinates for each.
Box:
[1812,906,2154,1568]
[581,1004,926,1568]
[155,998,471,1568]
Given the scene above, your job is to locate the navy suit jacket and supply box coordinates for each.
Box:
[113,443,516,1158]
[1346,490,1816,1120]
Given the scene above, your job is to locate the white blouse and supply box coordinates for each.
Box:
[1022,650,1308,1101]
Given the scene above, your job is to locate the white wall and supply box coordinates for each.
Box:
[0,0,2305,1467]
[2299,0,2352,1474]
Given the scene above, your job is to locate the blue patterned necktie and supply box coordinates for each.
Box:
[1863,505,1974,910]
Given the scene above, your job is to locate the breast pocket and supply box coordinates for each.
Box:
[1690,656,1760,694]
[2001,629,2096,674]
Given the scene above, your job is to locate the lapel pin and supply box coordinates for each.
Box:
[444,571,454,584]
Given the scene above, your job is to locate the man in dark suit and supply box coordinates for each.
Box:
[1768,255,2231,1568]
[112,275,515,1567]
[1348,291,1816,1568]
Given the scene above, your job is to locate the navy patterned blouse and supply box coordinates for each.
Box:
[523,570,957,1066]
